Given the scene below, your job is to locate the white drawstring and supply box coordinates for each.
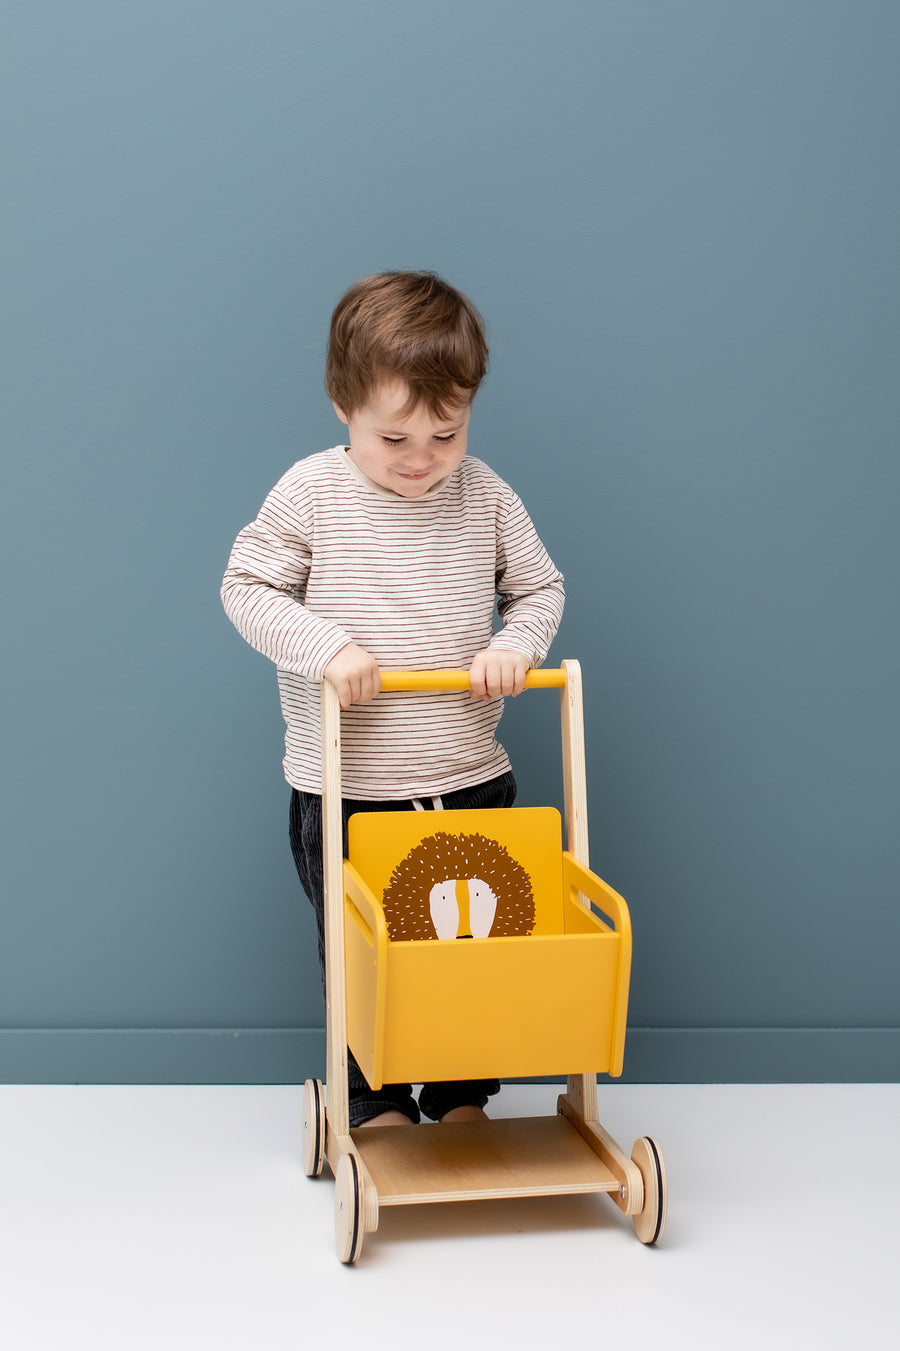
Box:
[411,796,443,811]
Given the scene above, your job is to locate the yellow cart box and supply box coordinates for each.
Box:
[343,806,632,1088]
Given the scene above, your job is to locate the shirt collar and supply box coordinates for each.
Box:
[335,445,454,499]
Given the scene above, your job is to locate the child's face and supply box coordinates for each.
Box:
[333,382,470,498]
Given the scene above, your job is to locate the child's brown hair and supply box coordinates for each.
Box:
[325,271,489,419]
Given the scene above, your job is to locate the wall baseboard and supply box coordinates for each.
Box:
[614,1027,899,1084]
[0,1029,326,1085]
[0,1027,896,1084]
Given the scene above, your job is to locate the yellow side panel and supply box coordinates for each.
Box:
[344,890,385,1091]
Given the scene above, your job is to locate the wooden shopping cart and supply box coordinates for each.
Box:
[302,661,666,1262]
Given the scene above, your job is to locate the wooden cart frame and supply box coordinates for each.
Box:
[302,660,666,1262]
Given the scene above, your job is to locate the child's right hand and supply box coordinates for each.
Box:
[324,642,382,709]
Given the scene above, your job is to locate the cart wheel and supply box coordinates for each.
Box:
[631,1136,667,1245]
[334,1153,365,1264]
[301,1079,326,1178]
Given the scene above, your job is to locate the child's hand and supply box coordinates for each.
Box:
[468,649,529,702]
[324,643,382,709]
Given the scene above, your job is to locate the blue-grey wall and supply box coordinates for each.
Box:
[2,1,897,1083]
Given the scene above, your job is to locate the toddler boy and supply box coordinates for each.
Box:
[222,271,564,1126]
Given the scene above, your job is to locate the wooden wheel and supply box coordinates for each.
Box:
[334,1153,365,1264]
[301,1078,325,1178]
[631,1136,667,1245]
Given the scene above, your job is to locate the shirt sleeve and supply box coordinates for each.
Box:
[220,481,352,679]
[489,490,565,666]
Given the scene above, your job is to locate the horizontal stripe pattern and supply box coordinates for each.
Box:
[222,446,564,795]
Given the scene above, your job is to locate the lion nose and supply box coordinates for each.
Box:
[456,879,473,939]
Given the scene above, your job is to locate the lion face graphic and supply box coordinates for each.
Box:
[382,832,535,941]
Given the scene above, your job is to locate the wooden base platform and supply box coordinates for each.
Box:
[334,1114,620,1207]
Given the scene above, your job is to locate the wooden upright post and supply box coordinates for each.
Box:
[560,659,599,1125]
[321,679,350,1137]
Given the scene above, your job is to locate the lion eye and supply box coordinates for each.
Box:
[429,881,460,940]
[467,879,498,938]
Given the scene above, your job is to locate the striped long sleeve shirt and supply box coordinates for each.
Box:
[221,445,564,797]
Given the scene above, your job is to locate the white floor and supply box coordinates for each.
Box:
[2,1082,897,1350]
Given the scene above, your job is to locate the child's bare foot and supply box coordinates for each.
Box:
[358,1109,415,1128]
[439,1105,489,1123]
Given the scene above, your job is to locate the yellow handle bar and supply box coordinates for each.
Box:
[378,668,566,692]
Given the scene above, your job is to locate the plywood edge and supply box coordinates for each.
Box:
[557,1093,644,1215]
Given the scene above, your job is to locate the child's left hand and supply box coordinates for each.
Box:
[468,649,530,701]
